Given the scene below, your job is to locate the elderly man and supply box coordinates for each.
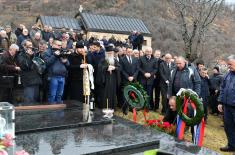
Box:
[5,25,17,45]
[139,47,158,110]
[218,55,235,152]
[0,44,20,102]
[133,49,140,58]
[159,53,174,113]
[168,56,201,97]
[17,40,42,104]
[32,32,42,48]
[96,44,120,110]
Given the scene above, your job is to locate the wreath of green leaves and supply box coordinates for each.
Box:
[123,82,149,110]
[176,89,204,126]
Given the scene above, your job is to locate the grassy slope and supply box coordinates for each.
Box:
[115,109,230,155]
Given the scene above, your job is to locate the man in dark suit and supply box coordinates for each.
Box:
[153,50,162,110]
[120,46,139,109]
[139,47,158,110]
[159,53,174,114]
[120,46,139,84]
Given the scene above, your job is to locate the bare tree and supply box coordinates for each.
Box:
[174,0,224,62]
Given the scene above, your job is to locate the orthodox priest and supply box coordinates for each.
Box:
[68,41,90,102]
[96,44,121,109]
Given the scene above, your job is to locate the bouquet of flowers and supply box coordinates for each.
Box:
[147,119,176,136]
[0,133,29,155]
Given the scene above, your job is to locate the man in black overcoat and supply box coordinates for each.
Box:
[138,47,158,110]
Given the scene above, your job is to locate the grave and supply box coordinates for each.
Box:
[9,101,220,154]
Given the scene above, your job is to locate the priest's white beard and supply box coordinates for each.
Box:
[105,55,115,65]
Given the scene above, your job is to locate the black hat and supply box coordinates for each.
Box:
[114,47,119,53]
[213,66,220,72]
[76,41,84,48]
[105,45,114,52]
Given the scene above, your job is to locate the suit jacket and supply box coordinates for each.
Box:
[120,56,139,84]
[138,55,158,85]
[159,61,175,87]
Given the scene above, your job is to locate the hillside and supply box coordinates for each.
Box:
[0,0,234,66]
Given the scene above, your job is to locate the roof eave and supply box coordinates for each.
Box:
[86,28,152,37]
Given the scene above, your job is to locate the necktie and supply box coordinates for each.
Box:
[167,64,171,69]
[129,56,132,64]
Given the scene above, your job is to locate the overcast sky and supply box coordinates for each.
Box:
[226,0,235,4]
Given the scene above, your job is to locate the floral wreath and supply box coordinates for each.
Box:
[123,82,149,110]
[176,89,204,126]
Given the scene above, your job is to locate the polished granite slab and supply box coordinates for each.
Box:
[16,102,111,134]
[15,116,220,155]
[14,100,220,155]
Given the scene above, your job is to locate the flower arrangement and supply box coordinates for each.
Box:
[147,119,176,136]
[0,133,29,155]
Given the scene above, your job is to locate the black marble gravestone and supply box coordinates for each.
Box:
[14,101,220,155]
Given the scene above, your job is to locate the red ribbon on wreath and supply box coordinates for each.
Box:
[129,91,136,100]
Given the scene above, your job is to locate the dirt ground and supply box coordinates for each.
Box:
[115,109,232,155]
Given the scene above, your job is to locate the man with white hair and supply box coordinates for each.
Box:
[0,44,21,102]
[133,49,140,58]
[138,47,158,110]
[159,53,175,114]
[218,55,235,152]
[96,44,121,110]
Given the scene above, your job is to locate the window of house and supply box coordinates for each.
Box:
[143,40,147,46]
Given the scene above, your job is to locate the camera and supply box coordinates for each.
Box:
[60,49,72,58]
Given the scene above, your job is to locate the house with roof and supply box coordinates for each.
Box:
[36,12,152,49]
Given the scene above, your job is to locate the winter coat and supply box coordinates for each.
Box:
[218,71,235,106]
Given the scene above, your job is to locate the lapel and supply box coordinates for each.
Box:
[124,56,129,65]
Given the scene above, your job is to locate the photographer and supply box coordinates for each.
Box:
[42,40,70,104]
[17,40,42,104]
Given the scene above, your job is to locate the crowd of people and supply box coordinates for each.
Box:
[0,24,235,152]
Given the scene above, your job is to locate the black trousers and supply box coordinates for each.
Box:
[202,97,208,121]
[154,79,161,109]
[142,83,154,109]
[210,92,219,114]
[160,84,169,114]
[117,85,123,108]
[224,105,235,148]
[0,88,13,103]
